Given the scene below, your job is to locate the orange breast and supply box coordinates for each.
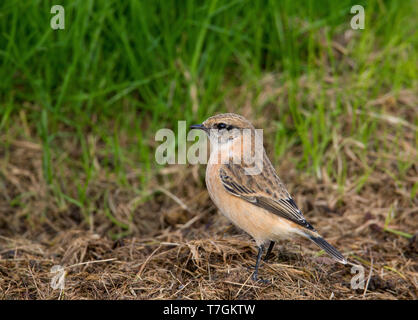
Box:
[205,163,300,245]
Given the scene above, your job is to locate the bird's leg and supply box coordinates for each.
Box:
[251,245,265,281]
[264,241,275,261]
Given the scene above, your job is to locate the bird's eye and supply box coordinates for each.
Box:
[216,123,227,130]
[216,123,234,130]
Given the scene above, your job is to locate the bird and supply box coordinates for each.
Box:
[190,113,347,281]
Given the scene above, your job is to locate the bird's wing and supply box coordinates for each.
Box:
[219,162,315,231]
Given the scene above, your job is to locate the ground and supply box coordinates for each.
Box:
[0,0,416,300]
[1,123,416,299]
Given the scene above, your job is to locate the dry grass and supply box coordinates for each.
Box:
[1,0,416,300]
[1,101,417,299]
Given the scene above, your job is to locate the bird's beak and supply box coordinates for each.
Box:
[190,124,207,132]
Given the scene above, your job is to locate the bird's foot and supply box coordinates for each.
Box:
[251,272,270,284]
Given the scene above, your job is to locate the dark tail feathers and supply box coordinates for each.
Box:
[309,236,347,264]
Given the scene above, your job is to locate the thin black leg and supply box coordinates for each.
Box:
[264,241,275,261]
[251,245,264,281]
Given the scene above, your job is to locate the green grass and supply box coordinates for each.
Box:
[0,0,416,227]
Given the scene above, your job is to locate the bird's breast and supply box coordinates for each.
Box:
[205,163,299,245]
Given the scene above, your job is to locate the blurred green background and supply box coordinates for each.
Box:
[0,0,417,229]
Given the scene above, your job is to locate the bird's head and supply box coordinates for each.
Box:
[190,113,255,145]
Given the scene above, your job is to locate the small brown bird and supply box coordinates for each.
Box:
[191,113,346,281]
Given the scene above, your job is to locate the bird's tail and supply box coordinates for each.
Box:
[309,235,347,265]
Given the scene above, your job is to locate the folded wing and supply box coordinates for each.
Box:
[219,164,315,231]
